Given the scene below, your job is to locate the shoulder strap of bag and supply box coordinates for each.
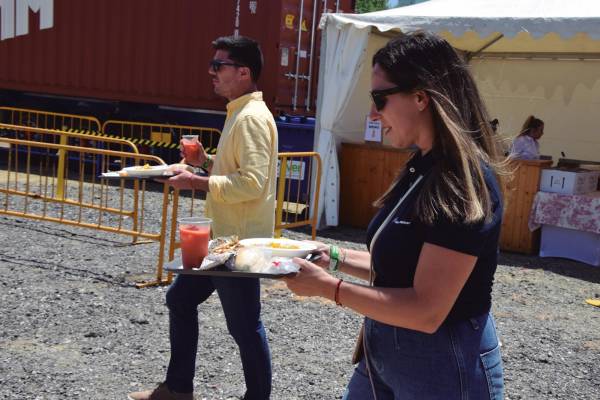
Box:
[359,174,425,398]
[368,175,423,285]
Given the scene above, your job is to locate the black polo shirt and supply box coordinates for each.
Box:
[366,151,503,324]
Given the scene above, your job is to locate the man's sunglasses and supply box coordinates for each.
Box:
[209,59,245,72]
[370,86,407,111]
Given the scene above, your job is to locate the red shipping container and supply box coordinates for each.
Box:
[0,0,354,115]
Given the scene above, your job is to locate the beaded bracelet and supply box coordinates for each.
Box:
[340,248,347,265]
[334,279,344,306]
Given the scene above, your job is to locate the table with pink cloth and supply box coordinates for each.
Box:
[529,191,600,234]
[529,191,600,266]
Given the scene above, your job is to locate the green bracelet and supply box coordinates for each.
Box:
[201,154,211,170]
[329,245,340,271]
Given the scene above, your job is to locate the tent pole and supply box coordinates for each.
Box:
[465,33,504,62]
[305,0,319,111]
[293,0,306,111]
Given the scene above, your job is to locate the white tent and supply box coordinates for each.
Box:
[314,0,600,227]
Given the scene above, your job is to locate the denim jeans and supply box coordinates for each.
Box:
[165,274,271,400]
[343,313,503,400]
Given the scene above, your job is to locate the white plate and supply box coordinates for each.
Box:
[121,164,169,177]
[238,238,317,258]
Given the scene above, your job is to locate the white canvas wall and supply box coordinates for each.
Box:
[472,57,600,161]
[332,33,389,145]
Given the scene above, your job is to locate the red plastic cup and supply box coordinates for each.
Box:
[179,217,211,269]
[181,135,200,160]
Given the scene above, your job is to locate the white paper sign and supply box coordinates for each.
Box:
[364,117,382,142]
[276,159,305,180]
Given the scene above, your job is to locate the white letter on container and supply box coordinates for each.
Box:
[16,0,53,37]
[0,0,15,41]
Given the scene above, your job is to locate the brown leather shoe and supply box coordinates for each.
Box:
[127,382,193,400]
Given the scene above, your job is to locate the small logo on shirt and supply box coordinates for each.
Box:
[393,218,411,225]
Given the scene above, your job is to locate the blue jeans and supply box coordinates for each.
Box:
[165,274,271,399]
[343,313,503,400]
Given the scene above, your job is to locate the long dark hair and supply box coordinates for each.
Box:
[373,31,506,224]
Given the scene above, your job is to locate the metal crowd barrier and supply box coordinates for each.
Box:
[0,108,221,170]
[0,106,101,132]
[0,127,175,288]
[0,113,321,286]
[0,108,105,193]
[102,120,221,164]
[0,123,141,199]
[275,151,321,239]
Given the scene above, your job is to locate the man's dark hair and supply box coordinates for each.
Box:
[212,36,263,82]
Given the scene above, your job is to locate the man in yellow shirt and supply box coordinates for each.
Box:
[129,36,277,400]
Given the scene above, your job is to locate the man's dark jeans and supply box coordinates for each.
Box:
[165,274,271,399]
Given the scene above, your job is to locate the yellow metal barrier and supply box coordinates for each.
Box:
[0,128,176,287]
[102,120,221,155]
[275,152,321,239]
[0,123,138,155]
[0,122,142,213]
[1,121,321,286]
[0,106,101,132]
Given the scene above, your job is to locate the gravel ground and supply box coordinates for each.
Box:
[1,185,599,400]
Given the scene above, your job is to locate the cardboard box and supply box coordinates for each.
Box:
[540,169,600,194]
[540,225,600,267]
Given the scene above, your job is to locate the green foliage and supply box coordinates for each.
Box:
[355,0,389,14]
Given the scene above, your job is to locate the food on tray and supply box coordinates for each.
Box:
[120,164,153,175]
[116,163,168,177]
[195,236,239,270]
[234,247,270,272]
[111,163,195,177]
[174,235,303,276]
[241,240,300,250]
[238,238,316,258]
[211,236,240,254]
[268,241,299,249]
[233,248,300,275]
[174,236,307,275]
[262,257,300,275]
[166,163,195,173]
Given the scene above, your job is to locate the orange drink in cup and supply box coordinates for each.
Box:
[181,135,200,160]
[179,217,211,269]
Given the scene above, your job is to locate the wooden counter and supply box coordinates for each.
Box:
[340,142,414,228]
[500,159,553,254]
[340,143,552,253]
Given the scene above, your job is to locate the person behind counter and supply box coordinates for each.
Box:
[283,31,506,399]
[510,115,544,160]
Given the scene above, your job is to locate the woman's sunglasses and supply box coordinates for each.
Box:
[370,86,407,111]
[209,59,245,72]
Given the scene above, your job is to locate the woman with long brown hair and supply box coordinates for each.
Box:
[284,31,506,399]
[510,115,544,159]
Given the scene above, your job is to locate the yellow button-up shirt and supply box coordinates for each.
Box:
[206,92,278,239]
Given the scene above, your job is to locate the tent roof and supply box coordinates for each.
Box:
[314,0,600,227]
[324,0,600,53]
